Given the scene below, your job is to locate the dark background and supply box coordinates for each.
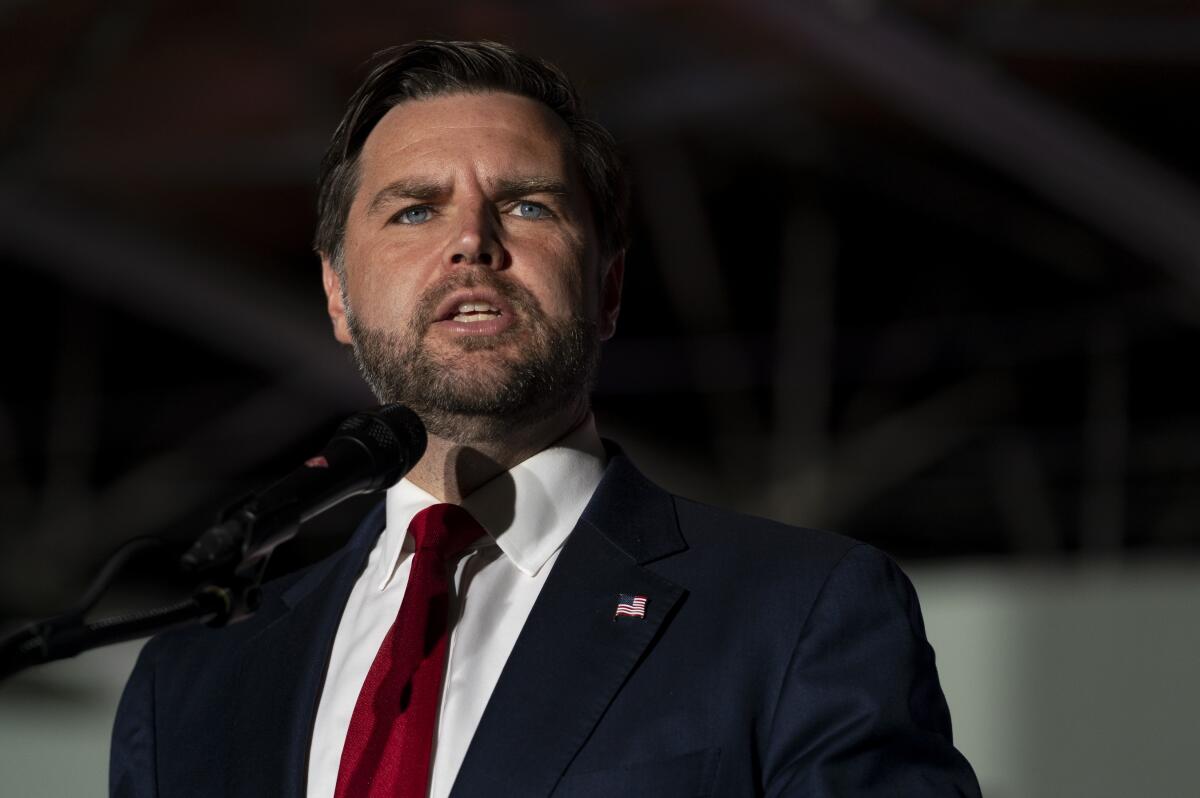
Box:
[3,0,1199,615]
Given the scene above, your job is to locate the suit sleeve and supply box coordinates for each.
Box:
[109,639,160,798]
[762,544,982,797]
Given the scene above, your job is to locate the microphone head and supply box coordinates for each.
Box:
[335,403,427,490]
[181,404,427,577]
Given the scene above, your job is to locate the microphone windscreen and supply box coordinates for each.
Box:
[335,403,427,490]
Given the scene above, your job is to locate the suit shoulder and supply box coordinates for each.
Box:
[594,449,894,588]
[666,494,932,643]
[670,493,862,563]
[653,494,905,611]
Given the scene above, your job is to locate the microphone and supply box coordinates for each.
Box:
[181,403,426,574]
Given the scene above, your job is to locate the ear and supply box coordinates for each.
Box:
[597,249,625,341]
[321,254,353,345]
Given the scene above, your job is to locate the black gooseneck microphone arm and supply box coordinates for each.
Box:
[0,403,426,680]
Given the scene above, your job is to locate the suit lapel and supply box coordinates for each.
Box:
[224,502,385,797]
[450,454,687,797]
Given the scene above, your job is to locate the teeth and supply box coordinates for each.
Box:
[457,302,499,313]
[452,301,501,323]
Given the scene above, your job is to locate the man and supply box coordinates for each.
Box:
[110,41,981,796]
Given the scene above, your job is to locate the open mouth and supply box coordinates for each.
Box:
[451,301,503,323]
[430,289,517,336]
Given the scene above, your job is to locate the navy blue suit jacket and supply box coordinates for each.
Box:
[110,450,981,796]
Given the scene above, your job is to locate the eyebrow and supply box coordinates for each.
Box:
[366,175,573,217]
[492,177,571,201]
[366,178,448,216]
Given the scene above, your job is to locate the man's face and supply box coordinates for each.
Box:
[322,91,623,440]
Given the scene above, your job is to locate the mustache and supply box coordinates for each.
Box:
[412,269,543,329]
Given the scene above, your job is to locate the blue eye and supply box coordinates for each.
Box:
[397,205,433,224]
[512,201,549,219]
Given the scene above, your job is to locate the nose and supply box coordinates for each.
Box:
[445,203,505,269]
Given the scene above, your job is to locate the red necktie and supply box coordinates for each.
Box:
[335,503,485,798]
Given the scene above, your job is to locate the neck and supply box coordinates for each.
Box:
[405,398,590,503]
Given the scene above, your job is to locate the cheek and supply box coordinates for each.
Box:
[511,232,592,314]
[345,237,430,324]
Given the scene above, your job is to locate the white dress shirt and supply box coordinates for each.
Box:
[306,417,607,798]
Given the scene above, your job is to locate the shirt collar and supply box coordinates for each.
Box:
[378,415,607,590]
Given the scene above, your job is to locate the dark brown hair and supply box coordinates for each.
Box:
[314,40,628,266]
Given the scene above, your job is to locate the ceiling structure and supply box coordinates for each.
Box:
[3,0,1199,615]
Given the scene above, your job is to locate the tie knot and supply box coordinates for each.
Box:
[408,503,486,560]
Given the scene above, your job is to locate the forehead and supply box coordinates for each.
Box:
[356,91,577,188]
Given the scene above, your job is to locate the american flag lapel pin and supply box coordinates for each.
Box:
[614,593,647,620]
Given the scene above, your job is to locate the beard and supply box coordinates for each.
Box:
[344,270,600,443]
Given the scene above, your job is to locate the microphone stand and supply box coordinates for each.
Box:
[0,402,423,681]
[0,504,296,681]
